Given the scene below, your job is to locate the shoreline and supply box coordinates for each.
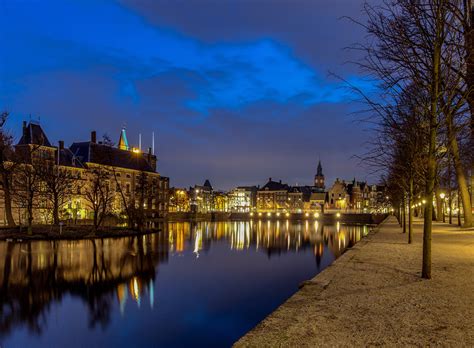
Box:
[0,225,161,241]
[0,214,385,241]
[234,216,474,347]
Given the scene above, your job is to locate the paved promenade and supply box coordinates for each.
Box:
[235,216,474,347]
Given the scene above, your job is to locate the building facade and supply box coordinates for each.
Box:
[0,122,169,227]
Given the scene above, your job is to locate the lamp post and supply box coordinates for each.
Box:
[440,192,446,222]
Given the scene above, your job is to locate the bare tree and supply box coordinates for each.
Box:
[83,166,114,231]
[13,152,43,234]
[35,156,76,225]
[0,112,17,227]
[350,0,454,279]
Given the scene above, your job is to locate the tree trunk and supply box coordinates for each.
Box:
[402,196,407,234]
[464,1,474,211]
[27,202,33,235]
[423,5,443,280]
[435,186,443,222]
[93,209,98,231]
[458,189,462,226]
[409,177,414,244]
[447,113,473,227]
[53,193,59,225]
[2,172,15,227]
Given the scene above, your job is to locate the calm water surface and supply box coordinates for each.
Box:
[0,221,369,347]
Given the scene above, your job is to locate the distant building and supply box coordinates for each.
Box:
[327,178,350,210]
[228,186,257,212]
[257,178,290,212]
[314,160,325,190]
[191,180,213,213]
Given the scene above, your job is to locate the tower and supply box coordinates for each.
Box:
[118,127,129,151]
[314,160,325,189]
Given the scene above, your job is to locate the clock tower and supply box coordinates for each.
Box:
[314,160,325,189]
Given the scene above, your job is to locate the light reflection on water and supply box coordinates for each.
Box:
[0,221,369,347]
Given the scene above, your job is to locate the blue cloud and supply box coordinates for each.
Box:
[0,0,373,121]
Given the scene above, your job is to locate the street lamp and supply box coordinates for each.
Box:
[440,192,446,222]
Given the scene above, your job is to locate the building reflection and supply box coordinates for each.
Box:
[167,221,368,264]
[0,232,168,337]
[0,220,368,338]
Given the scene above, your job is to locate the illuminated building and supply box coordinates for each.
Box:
[314,160,325,189]
[228,186,257,212]
[257,178,290,212]
[0,121,169,226]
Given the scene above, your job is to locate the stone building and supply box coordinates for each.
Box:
[0,121,169,226]
[190,180,214,213]
[257,179,290,212]
[228,186,258,212]
[327,178,350,210]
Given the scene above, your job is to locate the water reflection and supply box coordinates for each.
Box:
[0,233,168,337]
[0,221,369,344]
[168,221,367,264]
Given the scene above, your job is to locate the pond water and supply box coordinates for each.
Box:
[0,220,369,347]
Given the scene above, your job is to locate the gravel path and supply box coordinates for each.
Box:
[235,216,474,347]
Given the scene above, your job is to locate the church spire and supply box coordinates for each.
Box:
[118,127,129,151]
[314,160,325,189]
[317,160,323,176]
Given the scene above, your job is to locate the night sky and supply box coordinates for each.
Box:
[0,0,379,190]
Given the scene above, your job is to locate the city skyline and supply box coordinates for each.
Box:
[0,0,380,190]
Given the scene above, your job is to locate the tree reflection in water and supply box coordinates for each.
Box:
[0,221,368,340]
[0,229,169,338]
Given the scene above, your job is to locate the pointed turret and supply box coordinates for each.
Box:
[317,160,323,176]
[118,127,129,151]
[314,160,325,190]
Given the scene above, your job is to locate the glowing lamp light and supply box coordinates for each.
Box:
[250,212,254,217]
[258,212,262,217]
[305,213,309,217]
[132,147,140,153]
[286,213,290,217]
[267,212,272,217]
[422,199,426,204]
[314,212,319,218]
[336,212,341,218]
[440,192,446,199]
[276,212,281,217]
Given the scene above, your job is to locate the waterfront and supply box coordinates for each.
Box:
[0,221,369,347]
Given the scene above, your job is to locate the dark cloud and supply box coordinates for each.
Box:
[1,0,380,190]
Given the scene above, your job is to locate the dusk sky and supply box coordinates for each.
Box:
[0,0,379,190]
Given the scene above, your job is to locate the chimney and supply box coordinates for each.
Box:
[59,140,64,150]
[91,131,97,143]
[22,121,28,138]
[269,177,272,182]
[279,179,282,184]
